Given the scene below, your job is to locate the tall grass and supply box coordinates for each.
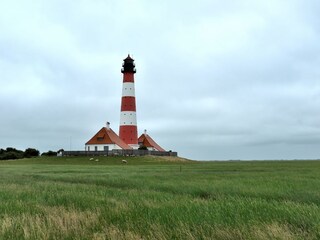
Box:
[0,157,320,239]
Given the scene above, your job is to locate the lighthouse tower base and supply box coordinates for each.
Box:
[129,144,140,149]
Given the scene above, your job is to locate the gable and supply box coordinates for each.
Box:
[138,134,165,152]
[86,127,132,149]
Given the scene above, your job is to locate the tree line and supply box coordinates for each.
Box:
[0,147,60,160]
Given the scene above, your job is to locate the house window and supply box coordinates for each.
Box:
[95,146,98,151]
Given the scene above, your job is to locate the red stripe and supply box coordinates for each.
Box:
[119,125,138,144]
[121,96,136,111]
[123,73,134,83]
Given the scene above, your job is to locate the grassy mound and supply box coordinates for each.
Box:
[1,155,191,166]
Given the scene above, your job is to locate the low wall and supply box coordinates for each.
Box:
[62,151,109,156]
[61,150,177,157]
[110,149,177,157]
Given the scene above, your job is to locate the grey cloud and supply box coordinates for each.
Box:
[1,1,320,160]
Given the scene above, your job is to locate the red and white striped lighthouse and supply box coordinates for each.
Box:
[119,55,138,147]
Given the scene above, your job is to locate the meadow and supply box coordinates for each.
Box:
[0,156,320,239]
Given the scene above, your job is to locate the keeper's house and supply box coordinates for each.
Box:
[85,123,132,151]
[138,130,165,151]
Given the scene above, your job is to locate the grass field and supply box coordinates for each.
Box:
[0,156,320,239]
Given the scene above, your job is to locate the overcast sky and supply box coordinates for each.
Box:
[1,0,320,160]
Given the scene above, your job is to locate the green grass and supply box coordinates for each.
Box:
[1,156,320,239]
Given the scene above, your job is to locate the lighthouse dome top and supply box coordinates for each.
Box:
[124,54,134,61]
[121,54,136,73]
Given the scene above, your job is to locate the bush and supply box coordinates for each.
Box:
[0,151,23,160]
[6,147,23,154]
[24,148,40,158]
[0,147,24,160]
[138,145,148,150]
[0,147,40,160]
[41,150,57,157]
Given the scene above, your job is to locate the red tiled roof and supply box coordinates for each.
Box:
[86,127,132,149]
[138,133,165,152]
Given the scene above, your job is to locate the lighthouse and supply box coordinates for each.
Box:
[85,55,168,153]
[119,55,138,147]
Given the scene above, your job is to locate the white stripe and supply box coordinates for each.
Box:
[120,111,137,126]
[122,82,135,97]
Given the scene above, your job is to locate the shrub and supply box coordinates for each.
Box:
[0,147,40,160]
[24,148,40,158]
[138,145,148,150]
[41,150,57,157]
[0,151,23,160]
[1,147,24,160]
[6,147,22,153]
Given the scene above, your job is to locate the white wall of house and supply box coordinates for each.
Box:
[85,144,123,151]
[147,147,157,151]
